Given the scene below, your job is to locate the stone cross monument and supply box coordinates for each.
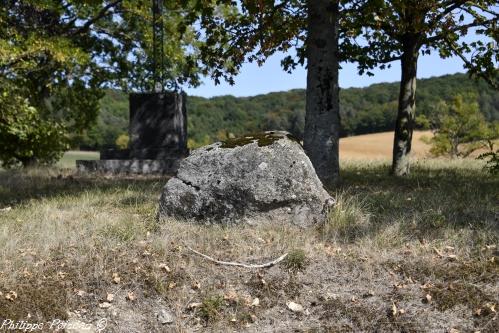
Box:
[77,0,188,174]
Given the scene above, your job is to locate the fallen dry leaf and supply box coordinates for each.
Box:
[391,303,398,317]
[127,291,136,301]
[22,268,31,278]
[485,302,496,313]
[251,298,260,307]
[5,291,17,301]
[188,302,202,309]
[76,289,86,297]
[287,301,304,313]
[158,263,171,273]
[224,290,238,303]
[112,273,121,284]
[99,302,112,309]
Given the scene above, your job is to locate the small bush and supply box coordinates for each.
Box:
[283,248,307,272]
[321,193,370,242]
[199,295,224,323]
[477,149,499,175]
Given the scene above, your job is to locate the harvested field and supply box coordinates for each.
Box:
[340,131,432,160]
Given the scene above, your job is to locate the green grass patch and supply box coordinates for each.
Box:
[57,150,99,169]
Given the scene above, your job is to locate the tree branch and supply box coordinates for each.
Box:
[444,37,498,90]
[427,0,469,28]
[379,55,402,63]
[185,245,288,269]
[425,17,498,44]
[67,0,123,36]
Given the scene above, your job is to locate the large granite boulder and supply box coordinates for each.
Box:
[158,131,334,226]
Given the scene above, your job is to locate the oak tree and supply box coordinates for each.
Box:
[342,0,498,175]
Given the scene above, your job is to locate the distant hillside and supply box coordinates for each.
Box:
[78,73,498,149]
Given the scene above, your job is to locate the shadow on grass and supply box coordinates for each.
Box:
[0,168,169,207]
[332,163,498,242]
[1,163,497,244]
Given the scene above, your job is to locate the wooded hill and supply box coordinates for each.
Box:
[78,73,498,149]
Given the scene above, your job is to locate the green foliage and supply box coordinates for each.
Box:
[477,150,499,175]
[342,1,498,87]
[181,1,306,85]
[115,133,129,149]
[1,0,203,165]
[426,95,499,158]
[0,83,68,167]
[81,73,498,149]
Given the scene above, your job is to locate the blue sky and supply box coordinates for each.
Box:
[184,51,469,98]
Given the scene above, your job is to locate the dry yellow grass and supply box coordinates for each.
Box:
[0,159,497,332]
[340,130,432,160]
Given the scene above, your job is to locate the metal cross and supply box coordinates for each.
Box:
[152,0,164,92]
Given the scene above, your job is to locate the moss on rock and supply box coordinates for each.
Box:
[220,131,300,149]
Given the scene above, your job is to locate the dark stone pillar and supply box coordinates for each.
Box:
[77,91,188,175]
[129,91,188,159]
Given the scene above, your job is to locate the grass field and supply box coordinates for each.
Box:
[57,151,100,169]
[0,155,497,332]
[56,131,432,170]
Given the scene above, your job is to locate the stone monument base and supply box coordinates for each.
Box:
[76,159,180,175]
[76,91,187,176]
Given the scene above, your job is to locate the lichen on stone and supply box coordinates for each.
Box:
[220,131,299,148]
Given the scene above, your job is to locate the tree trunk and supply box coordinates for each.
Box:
[392,36,419,176]
[304,0,340,188]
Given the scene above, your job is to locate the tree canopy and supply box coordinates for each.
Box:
[343,0,498,86]
[0,0,202,166]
